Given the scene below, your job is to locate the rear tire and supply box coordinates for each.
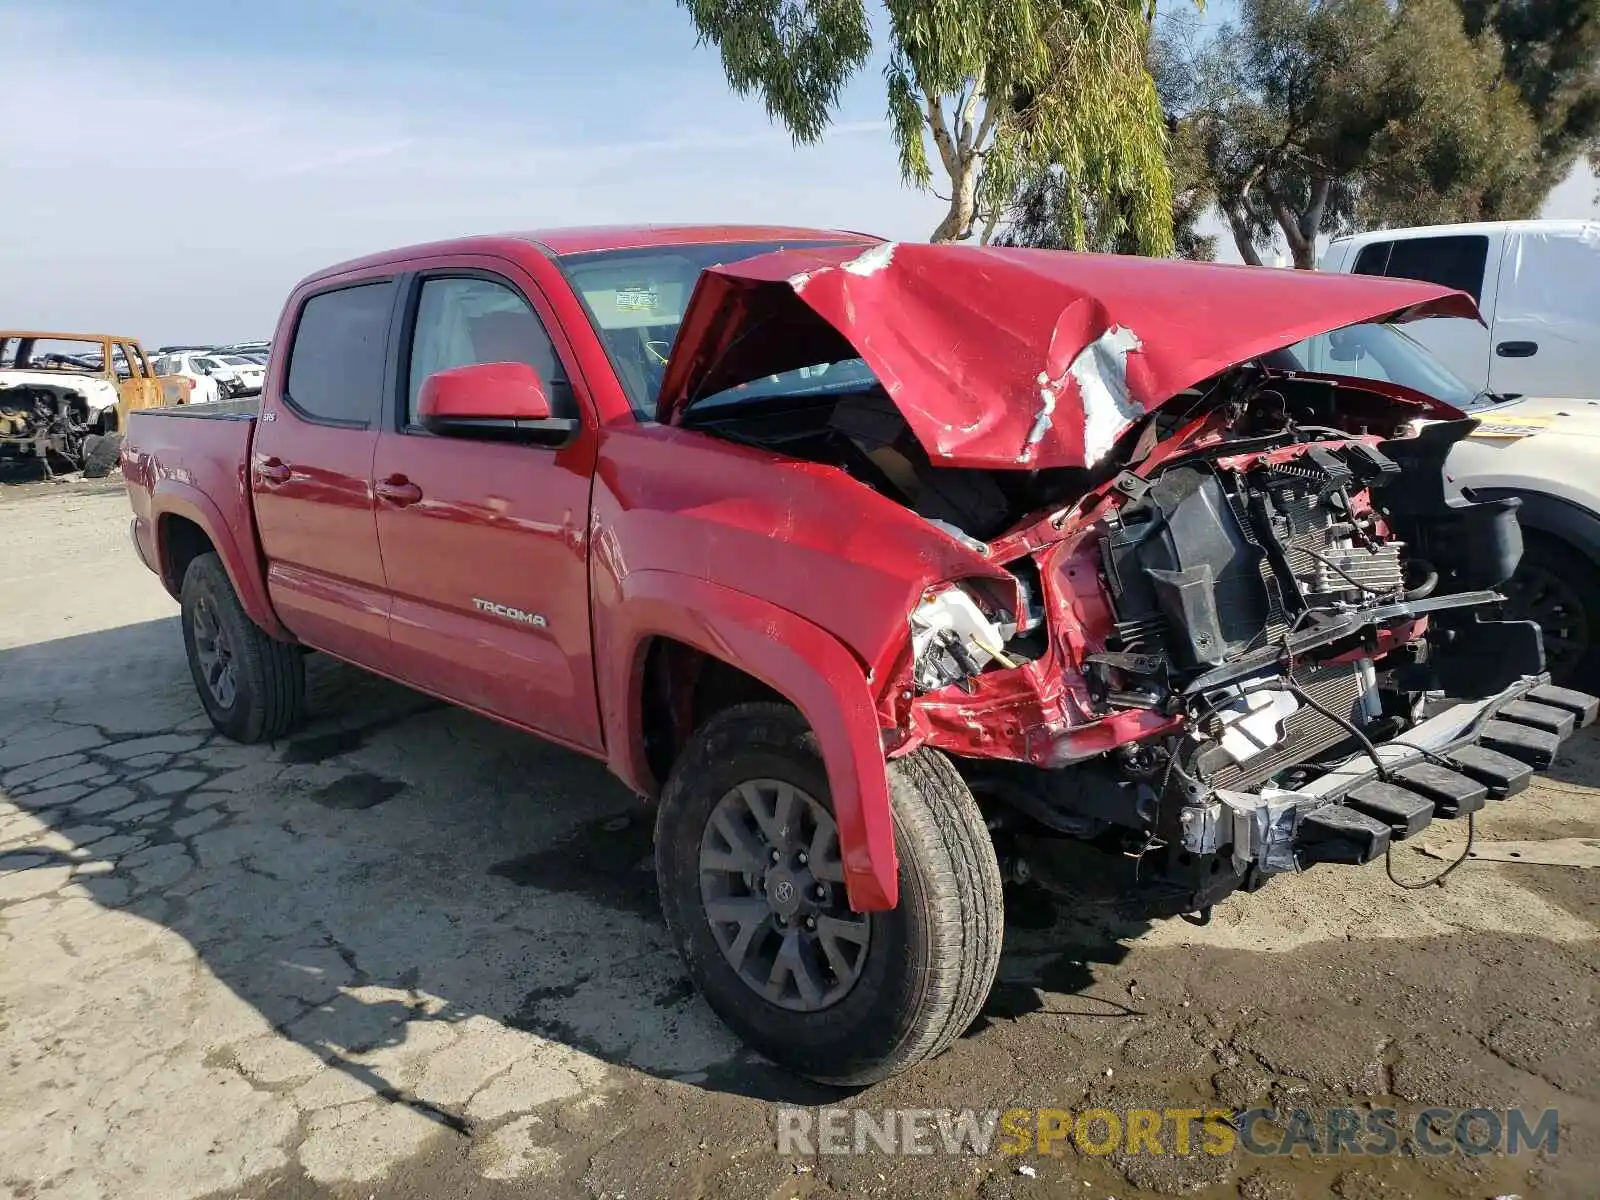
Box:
[180,553,305,742]
[655,702,1004,1085]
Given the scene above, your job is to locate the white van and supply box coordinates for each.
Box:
[1319,219,1600,400]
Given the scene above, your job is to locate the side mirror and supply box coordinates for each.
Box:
[417,361,579,445]
[1327,327,1364,362]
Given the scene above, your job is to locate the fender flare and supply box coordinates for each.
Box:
[599,570,899,912]
[1468,487,1600,569]
[151,482,289,639]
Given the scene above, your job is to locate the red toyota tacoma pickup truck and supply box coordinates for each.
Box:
[123,225,1596,1084]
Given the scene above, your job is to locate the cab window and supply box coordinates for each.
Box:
[1352,235,1489,303]
[405,276,573,426]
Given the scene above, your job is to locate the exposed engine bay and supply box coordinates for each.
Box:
[0,382,116,477]
[686,366,1590,912]
[689,387,1087,544]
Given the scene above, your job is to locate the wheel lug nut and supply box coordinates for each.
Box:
[804,916,816,931]
[813,885,826,900]
[769,849,780,863]
[796,851,808,865]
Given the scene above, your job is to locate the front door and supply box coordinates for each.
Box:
[371,265,603,752]
[251,278,396,665]
[1488,230,1600,400]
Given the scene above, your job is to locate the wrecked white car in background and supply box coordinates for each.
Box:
[1,331,190,478]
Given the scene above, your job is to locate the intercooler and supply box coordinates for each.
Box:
[1205,661,1368,791]
[1275,489,1405,600]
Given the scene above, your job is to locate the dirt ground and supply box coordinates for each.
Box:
[1,478,1595,1200]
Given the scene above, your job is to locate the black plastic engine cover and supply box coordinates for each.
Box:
[1102,467,1270,669]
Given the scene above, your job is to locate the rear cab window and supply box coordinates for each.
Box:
[117,343,149,378]
[284,282,396,426]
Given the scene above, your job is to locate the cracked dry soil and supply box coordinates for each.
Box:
[1,483,1596,1200]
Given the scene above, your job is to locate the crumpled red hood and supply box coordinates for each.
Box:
[656,242,1480,469]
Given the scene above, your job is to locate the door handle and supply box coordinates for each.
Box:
[375,475,423,507]
[1496,340,1538,358]
[256,458,291,485]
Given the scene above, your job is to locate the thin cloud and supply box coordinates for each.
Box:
[490,118,890,169]
[167,118,290,153]
[257,138,419,180]
[320,0,527,41]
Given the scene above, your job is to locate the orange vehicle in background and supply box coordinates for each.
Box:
[0,330,191,477]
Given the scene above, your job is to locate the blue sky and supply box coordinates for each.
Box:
[1,0,1594,343]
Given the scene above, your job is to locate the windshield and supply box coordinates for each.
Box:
[0,336,105,372]
[222,356,254,366]
[559,239,859,419]
[1276,321,1480,409]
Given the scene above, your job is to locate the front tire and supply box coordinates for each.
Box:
[1502,532,1600,687]
[655,702,1004,1085]
[81,432,122,479]
[180,553,306,742]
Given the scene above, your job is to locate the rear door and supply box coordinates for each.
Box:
[370,258,603,752]
[1351,232,1498,390]
[1487,229,1600,399]
[147,350,192,405]
[250,277,397,665]
[113,341,170,422]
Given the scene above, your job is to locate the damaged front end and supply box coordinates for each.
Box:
[662,241,1598,915]
[0,381,102,476]
[913,410,1596,916]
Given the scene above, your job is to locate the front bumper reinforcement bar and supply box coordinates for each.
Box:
[1186,677,1598,872]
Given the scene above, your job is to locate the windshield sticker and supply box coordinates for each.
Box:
[615,285,659,313]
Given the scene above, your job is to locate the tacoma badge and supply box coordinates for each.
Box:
[472,598,548,627]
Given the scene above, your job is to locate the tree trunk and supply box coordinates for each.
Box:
[925,84,998,244]
[1222,204,1264,266]
[1268,192,1320,270]
[978,206,1001,245]
[1298,177,1332,268]
[932,153,980,242]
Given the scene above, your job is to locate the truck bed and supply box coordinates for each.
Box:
[123,400,262,599]
[147,397,260,420]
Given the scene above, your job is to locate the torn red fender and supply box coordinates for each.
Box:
[657,242,1481,470]
[598,570,899,912]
